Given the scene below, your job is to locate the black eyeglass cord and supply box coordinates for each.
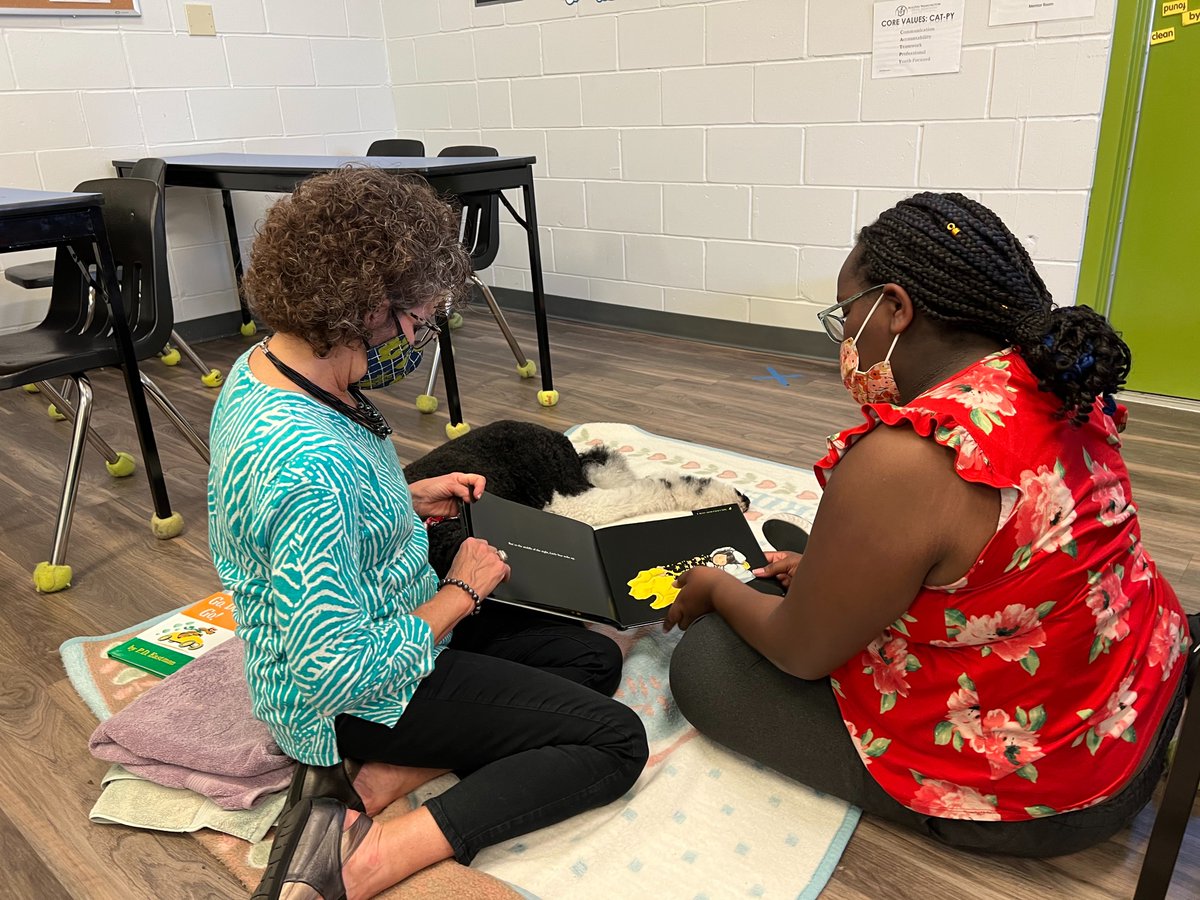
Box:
[259,340,392,439]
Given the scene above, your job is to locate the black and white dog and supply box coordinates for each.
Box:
[403,420,749,576]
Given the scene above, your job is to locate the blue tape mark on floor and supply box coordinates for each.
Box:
[752,366,805,387]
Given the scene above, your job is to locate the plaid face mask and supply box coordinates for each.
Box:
[352,317,424,391]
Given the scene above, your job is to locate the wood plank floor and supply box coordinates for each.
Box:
[1,307,1197,899]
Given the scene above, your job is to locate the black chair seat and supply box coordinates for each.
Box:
[4,259,54,289]
[6,259,128,291]
[0,328,125,388]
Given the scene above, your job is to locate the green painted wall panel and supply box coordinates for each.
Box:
[1082,1,1200,399]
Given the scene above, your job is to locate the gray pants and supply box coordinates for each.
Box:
[669,614,1182,858]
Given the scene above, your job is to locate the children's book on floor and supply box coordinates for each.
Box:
[106,591,237,677]
[467,492,782,629]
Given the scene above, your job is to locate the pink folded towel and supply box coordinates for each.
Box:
[89,639,294,810]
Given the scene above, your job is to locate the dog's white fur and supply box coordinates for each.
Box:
[544,452,745,526]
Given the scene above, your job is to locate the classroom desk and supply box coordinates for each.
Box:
[0,187,174,523]
[112,154,557,420]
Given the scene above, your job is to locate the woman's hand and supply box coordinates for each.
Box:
[446,537,511,600]
[752,550,803,590]
[409,472,486,518]
[663,566,731,633]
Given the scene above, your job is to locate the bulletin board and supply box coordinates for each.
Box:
[0,0,140,15]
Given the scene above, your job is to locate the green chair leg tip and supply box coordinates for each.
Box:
[201,369,225,388]
[151,512,185,539]
[22,383,40,394]
[415,395,439,414]
[537,389,560,408]
[445,421,471,440]
[160,348,182,366]
[105,451,137,478]
[447,312,464,330]
[48,403,66,421]
[516,360,537,379]
[33,562,72,593]
[240,321,258,337]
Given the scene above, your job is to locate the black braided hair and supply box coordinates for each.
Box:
[856,192,1131,425]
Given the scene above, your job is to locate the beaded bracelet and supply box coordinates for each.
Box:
[439,577,483,615]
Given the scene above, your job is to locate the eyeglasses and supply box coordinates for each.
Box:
[407,311,443,350]
[816,284,887,342]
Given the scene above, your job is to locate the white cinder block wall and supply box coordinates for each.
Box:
[0,0,1117,340]
[0,0,397,333]
[387,0,1117,332]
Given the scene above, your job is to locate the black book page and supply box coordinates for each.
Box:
[466,493,617,623]
[594,504,782,628]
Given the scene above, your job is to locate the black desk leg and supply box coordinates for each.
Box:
[521,179,556,405]
[90,233,176,529]
[1134,667,1200,900]
[437,325,468,438]
[219,189,255,334]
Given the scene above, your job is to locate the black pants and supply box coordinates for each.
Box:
[335,605,648,864]
[670,614,1185,858]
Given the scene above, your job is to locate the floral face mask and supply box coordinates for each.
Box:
[839,291,901,405]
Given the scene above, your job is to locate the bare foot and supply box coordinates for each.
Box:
[340,807,455,900]
[351,762,451,817]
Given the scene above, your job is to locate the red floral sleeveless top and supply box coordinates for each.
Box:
[815,349,1187,822]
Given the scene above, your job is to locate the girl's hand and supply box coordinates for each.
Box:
[663,566,728,632]
[409,472,486,518]
[752,550,802,590]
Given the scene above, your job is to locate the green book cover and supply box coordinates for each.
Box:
[107,591,237,678]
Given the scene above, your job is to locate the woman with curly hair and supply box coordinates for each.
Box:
[207,167,647,899]
[668,192,1189,857]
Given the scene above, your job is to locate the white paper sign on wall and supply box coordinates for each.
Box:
[989,0,1098,26]
[872,0,966,79]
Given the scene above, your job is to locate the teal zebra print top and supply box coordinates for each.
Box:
[207,348,442,765]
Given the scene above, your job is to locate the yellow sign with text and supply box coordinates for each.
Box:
[1151,26,1177,44]
[1163,0,1187,14]
[1183,8,1200,25]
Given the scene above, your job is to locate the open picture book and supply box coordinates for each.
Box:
[466,492,783,629]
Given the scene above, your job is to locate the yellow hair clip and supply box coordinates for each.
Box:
[947,222,962,236]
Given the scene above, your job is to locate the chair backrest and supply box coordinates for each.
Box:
[439,145,499,160]
[366,138,426,157]
[123,157,172,346]
[130,156,166,185]
[437,145,501,272]
[63,172,172,359]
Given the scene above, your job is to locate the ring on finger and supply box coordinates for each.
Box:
[497,549,509,563]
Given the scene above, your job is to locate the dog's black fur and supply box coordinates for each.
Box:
[404,420,750,578]
[403,420,611,576]
[404,420,608,510]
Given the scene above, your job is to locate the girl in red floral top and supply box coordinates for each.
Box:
[669,192,1190,856]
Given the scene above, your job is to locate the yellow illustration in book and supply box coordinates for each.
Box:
[627,546,755,609]
[158,625,218,651]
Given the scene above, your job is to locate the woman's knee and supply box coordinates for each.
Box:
[596,700,649,800]
[582,631,625,697]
